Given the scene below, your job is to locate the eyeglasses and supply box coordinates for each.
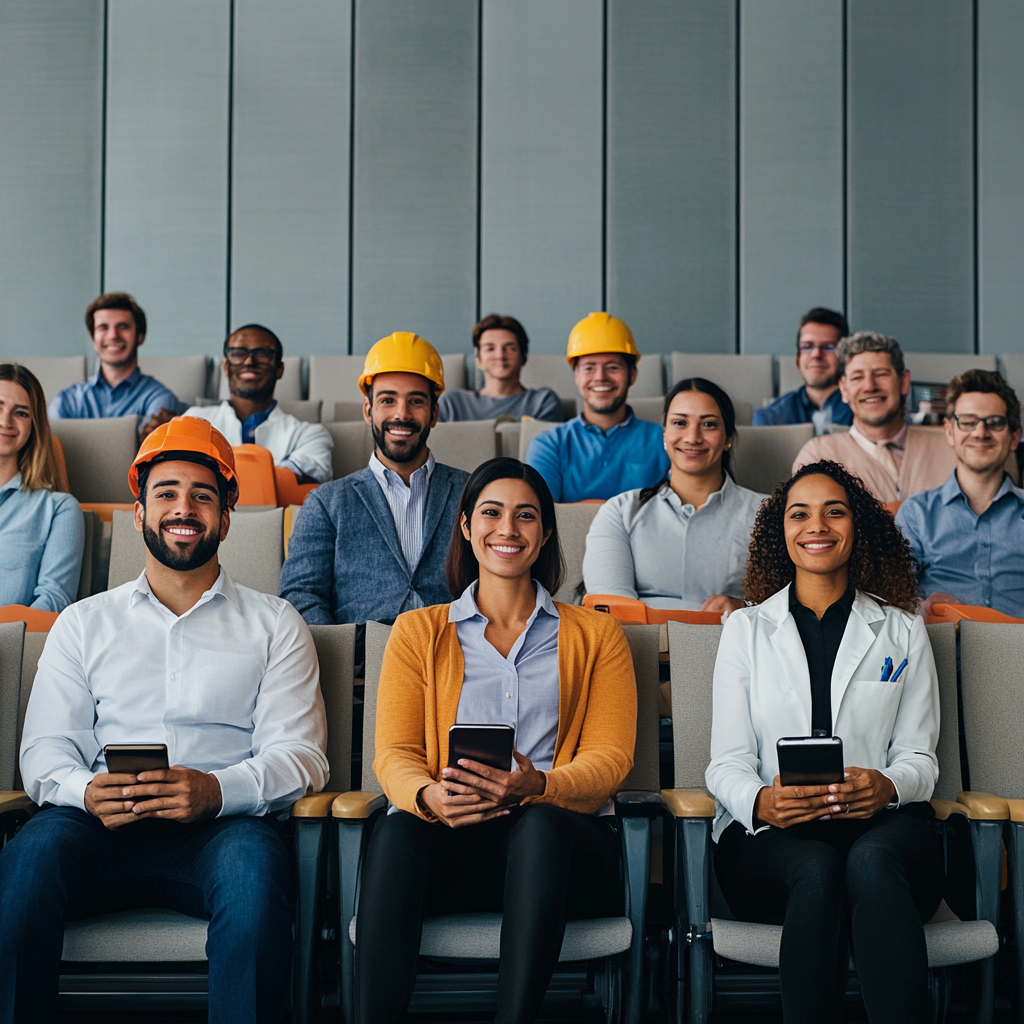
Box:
[225,347,277,366]
[950,413,1010,432]
[798,343,837,354]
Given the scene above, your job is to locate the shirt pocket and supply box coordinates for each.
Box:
[0,523,42,572]
[838,678,905,765]
[185,645,265,728]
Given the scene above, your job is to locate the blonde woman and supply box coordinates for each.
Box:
[0,364,84,611]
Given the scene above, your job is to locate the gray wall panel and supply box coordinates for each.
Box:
[481,0,603,354]
[978,0,1024,354]
[104,0,230,354]
[0,2,103,356]
[231,0,352,356]
[607,0,736,356]
[739,0,843,354]
[846,0,974,353]
[351,0,478,356]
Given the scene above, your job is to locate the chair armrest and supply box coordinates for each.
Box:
[332,792,387,819]
[0,792,34,814]
[615,790,662,819]
[931,798,969,820]
[1006,799,1024,823]
[957,791,1010,820]
[291,792,344,818]
[661,788,715,818]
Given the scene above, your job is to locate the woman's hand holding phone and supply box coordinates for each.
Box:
[755,767,897,828]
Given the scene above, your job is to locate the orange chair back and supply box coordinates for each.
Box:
[883,500,902,515]
[51,436,70,493]
[273,466,319,507]
[583,593,723,626]
[925,602,1024,626]
[231,445,278,506]
[0,605,59,632]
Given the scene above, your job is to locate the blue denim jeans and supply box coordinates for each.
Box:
[0,805,292,1023]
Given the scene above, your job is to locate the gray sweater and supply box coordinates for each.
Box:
[582,474,766,610]
[437,387,562,422]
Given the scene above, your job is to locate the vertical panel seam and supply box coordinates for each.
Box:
[225,0,235,339]
[973,0,980,354]
[475,0,483,327]
[601,0,608,312]
[347,0,357,355]
[100,0,109,296]
[841,0,849,320]
[734,0,741,354]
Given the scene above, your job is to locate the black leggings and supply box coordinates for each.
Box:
[355,803,622,1024]
[714,810,944,1024]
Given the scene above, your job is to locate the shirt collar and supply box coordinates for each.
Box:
[128,564,239,614]
[448,579,559,624]
[789,584,855,618]
[0,473,22,494]
[661,471,735,514]
[943,468,1024,507]
[578,406,636,436]
[88,364,141,391]
[243,400,277,426]
[850,421,908,452]
[368,450,436,489]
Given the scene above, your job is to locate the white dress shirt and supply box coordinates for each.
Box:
[21,568,329,817]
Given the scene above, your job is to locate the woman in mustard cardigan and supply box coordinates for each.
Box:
[356,457,637,1024]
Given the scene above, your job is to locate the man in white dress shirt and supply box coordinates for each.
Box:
[0,416,328,1023]
[185,323,333,483]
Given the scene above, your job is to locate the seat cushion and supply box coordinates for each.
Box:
[710,916,998,970]
[62,909,208,962]
[350,912,632,962]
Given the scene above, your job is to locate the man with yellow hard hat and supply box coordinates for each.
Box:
[525,312,669,502]
[280,333,469,661]
[3,416,328,1021]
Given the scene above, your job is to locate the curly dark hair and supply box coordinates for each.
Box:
[743,460,918,612]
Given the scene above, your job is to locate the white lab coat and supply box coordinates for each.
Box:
[705,585,939,841]
[184,401,333,483]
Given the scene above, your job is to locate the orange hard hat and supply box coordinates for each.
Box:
[129,416,239,508]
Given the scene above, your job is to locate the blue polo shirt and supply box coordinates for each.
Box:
[48,366,179,423]
[753,385,852,434]
[896,469,1024,617]
[525,408,670,503]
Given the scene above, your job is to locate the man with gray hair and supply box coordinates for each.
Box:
[792,331,955,502]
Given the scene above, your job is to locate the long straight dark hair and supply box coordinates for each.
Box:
[445,457,565,597]
[638,377,737,507]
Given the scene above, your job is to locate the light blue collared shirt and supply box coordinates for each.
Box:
[48,366,179,423]
[896,469,1024,617]
[0,473,84,612]
[450,580,561,771]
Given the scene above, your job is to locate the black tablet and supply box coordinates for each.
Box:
[103,743,170,777]
[447,725,515,774]
[776,736,844,787]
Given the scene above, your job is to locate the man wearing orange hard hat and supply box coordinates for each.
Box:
[280,333,469,666]
[5,415,328,1021]
[524,312,668,502]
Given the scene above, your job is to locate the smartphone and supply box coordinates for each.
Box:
[103,744,170,777]
[447,725,515,774]
[776,736,844,787]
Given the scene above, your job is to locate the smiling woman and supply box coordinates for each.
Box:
[357,456,638,1024]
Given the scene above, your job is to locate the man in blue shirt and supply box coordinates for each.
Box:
[49,293,178,440]
[525,312,668,502]
[754,307,853,434]
[896,370,1024,617]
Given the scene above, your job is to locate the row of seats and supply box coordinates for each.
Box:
[5,350,1018,415]
[2,612,1017,1019]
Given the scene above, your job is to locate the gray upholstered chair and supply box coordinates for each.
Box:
[731,424,815,495]
[332,619,661,1024]
[137,355,210,407]
[663,619,1002,1023]
[670,354,775,413]
[310,353,465,410]
[106,508,284,594]
[553,502,603,605]
[427,420,499,474]
[277,399,323,423]
[902,353,997,387]
[76,510,98,601]
[323,421,374,480]
[518,416,557,462]
[50,416,139,504]
[0,356,86,404]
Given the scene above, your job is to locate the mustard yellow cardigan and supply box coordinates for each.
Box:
[373,602,637,818]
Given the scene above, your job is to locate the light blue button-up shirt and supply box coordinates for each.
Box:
[896,469,1024,617]
[48,365,179,423]
[0,473,84,612]
[525,408,670,503]
[450,580,560,771]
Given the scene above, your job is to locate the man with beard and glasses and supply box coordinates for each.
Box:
[753,307,853,433]
[793,332,956,502]
[49,292,179,440]
[1,416,328,1023]
[184,323,333,483]
[525,312,668,502]
[280,333,468,664]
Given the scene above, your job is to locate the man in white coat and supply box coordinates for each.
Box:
[186,324,333,483]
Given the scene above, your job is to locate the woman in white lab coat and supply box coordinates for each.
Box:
[707,459,942,1024]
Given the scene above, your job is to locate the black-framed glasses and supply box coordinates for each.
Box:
[798,343,837,354]
[225,346,277,366]
[950,413,1009,432]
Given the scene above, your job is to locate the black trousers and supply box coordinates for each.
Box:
[714,809,944,1024]
[355,803,622,1024]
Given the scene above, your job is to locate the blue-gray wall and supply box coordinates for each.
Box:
[0,0,1021,359]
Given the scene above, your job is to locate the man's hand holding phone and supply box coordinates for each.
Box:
[86,767,222,829]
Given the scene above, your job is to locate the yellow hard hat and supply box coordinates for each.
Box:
[358,331,446,398]
[565,312,640,366]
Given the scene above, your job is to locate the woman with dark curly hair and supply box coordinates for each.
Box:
[707,460,942,1023]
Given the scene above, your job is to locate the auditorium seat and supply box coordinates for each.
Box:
[731,423,815,495]
[630,396,664,424]
[670,353,775,412]
[583,594,721,625]
[50,416,138,504]
[0,355,86,404]
[553,502,602,604]
[219,354,302,401]
[277,399,323,423]
[518,417,557,462]
[427,420,499,473]
[323,421,374,480]
[331,400,365,422]
[903,353,997,386]
[309,353,466,411]
[137,356,210,407]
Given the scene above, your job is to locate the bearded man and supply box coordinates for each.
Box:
[0,417,328,1022]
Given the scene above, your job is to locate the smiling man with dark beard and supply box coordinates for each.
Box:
[280,331,469,671]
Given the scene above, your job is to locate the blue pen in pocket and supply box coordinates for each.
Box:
[890,658,908,683]
[881,657,893,681]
